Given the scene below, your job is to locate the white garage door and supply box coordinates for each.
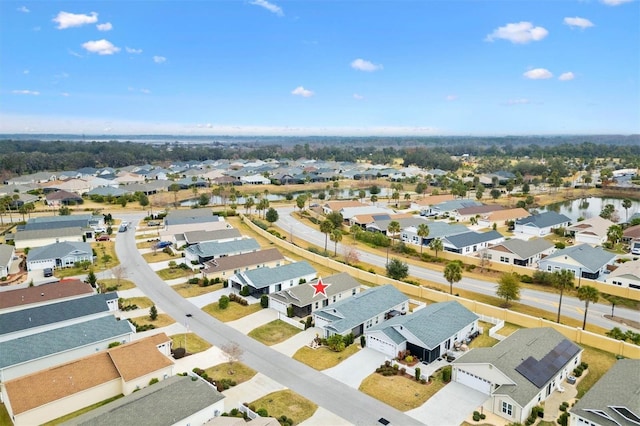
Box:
[456,369,491,394]
[367,336,396,358]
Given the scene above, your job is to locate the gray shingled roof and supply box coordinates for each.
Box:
[0,316,133,369]
[0,293,115,336]
[516,211,571,228]
[492,238,554,259]
[269,272,361,306]
[315,284,408,335]
[369,301,478,349]
[444,230,503,248]
[202,248,284,273]
[569,359,640,426]
[64,375,225,426]
[164,209,221,226]
[405,222,470,239]
[15,227,84,242]
[0,244,14,267]
[454,328,582,406]
[183,228,241,244]
[542,244,616,273]
[434,200,482,212]
[185,238,260,259]
[233,261,316,290]
[27,241,92,262]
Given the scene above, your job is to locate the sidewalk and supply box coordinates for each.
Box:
[226,309,279,334]
[188,287,235,308]
[222,373,286,412]
[271,327,320,357]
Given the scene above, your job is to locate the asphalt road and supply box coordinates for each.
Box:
[115,214,423,426]
[276,207,640,331]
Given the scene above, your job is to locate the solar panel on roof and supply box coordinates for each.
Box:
[516,340,580,388]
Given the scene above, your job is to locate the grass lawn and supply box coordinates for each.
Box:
[129,313,175,328]
[172,282,223,298]
[202,301,262,322]
[41,394,124,425]
[293,344,360,370]
[136,240,158,249]
[0,403,11,426]
[143,251,179,263]
[92,241,119,270]
[204,362,257,385]
[576,345,617,398]
[170,333,212,354]
[136,232,160,240]
[359,372,447,411]
[156,267,194,280]
[98,278,136,290]
[250,390,318,424]
[121,296,154,309]
[495,322,522,337]
[468,326,499,349]
[248,320,302,346]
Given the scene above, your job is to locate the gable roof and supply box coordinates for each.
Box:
[0,243,14,267]
[516,211,571,228]
[569,359,640,426]
[370,301,478,349]
[270,272,361,307]
[607,260,640,281]
[183,228,242,245]
[314,284,408,334]
[567,216,614,237]
[404,221,470,239]
[444,230,503,248]
[164,209,222,226]
[0,279,94,310]
[623,224,640,240]
[202,248,284,274]
[185,238,260,259]
[65,375,225,426]
[454,328,581,406]
[484,208,531,222]
[14,227,84,242]
[412,194,456,207]
[24,214,94,230]
[107,333,173,381]
[0,315,133,370]
[324,200,366,211]
[232,261,316,289]
[542,244,616,273]
[433,199,482,212]
[27,241,92,262]
[457,204,505,216]
[489,238,554,259]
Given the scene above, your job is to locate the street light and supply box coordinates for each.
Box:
[185,314,192,350]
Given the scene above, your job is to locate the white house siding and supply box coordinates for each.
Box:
[515,224,549,237]
[174,399,225,426]
[7,378,122,426]
[269,297,288,315]
[604,274,640,289]
[121,365,174,395]
[16,235,83,250]
[26,259,56,272]
[456,369,492,394]
[575,233,605,246]
[366,331,404,358]
[491,395,523,424]
[267,272,318,294]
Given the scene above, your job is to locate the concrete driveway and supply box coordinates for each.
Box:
[300,407,353,426]
[272,327,321,357]
[226,308,279,334]
[222,372,286,412]
[323,347,386,388]
[406,381,488,426]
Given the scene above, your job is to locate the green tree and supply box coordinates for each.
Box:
[139,193,150,209]
[358,190,366,202]
[370,194,378,205]
[327,334,346,352]
[265,207,279,224]
[553,269,575,323]
[330,228,342,256]
[387,221,401,246]
[417,223,430,254]
[320,220,335,254]
[86,269,97,288]
[168,183,181,208]
[149,305,158,321]
[59,205,71,216]
[429,237,443,259]
[326,211,344,229]
[386,258,409,280]
[296,194,307,211]
[607,224,623,246]
[244,197,255,214]
[490,189,501,200]
[577,285,599,330]
[496,273,521,307]
[198,193,209,207]
[443,261,462,295]
[350,224,361,242]
[522,182,530,194]
[219,295,230,310]
[622,198,632,222]
[475,187,484,201]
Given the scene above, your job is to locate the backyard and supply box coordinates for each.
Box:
[248,320,301,346]
[250,390,318,425]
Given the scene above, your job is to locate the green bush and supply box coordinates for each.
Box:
[555,242,566,249]
[240,286,250,297]
[256,408,269,417]
[260,294,269,308]
[219,295,230,309]
[149,377,159,385]
[520,274,533,283]
[442,366,452,383]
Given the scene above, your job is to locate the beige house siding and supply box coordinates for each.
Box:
[121,366,174,395]
[202,258,282,281]
[15,235,83,250]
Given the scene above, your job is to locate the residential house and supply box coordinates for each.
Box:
[365,301,479,363]
[567,216,615,246]
[269,272,362,317]
[161,209,229,238]
[0,244,15,278]
[568,359,639,426]
[1,333,174,426]
[45,189,84,206]
[206,416,280,426]
[322,200,366,215]
[27,241,93,272]
[13,227,85,250]
[477,208,531,229]
[228,261,317,296]
[423,199,482,218]
[0,279,94,313]
[365,214,424,235]
[604,260,640,289]
[113,171,145,186]
[23,214,103,231]
[178,228,242,247]
[486,238,555,267]
[184,238,261,264]
[453,328,583,424]
[240,174,271,185]
[401,221,469,247]
[45,179,92,195]
[201,248,284,281]
[442,230,505,255]
[341,206,395,225]
[6,171,58,185]
[539,244,617,280]
[0,293,119,342]
[86,186,130,198]
[454,204,505,222]
[514,212,571,237]
[0,315,134,382]
[622,224,640,246]
[410,194,456,215]
[62,375,226,426]
[313,284,409,338]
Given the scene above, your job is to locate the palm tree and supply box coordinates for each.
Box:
[622,198,632,222]
[417,223,430,254]
[330,229,342,256]
[577,285,599,330]
[350,224,361,242]
[244,197,254,215]
[429,237,443,259]
[607,224,623,246]
[320,220,334,255]
[552,269,575,323]
[443,261,462,295]
[387,221,401,247]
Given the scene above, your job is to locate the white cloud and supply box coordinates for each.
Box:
[559,72,575,81]
[601,0,633,5]
[23,69,29,74]
[153,56,166,63]
[350,58,383,72]
[12,90,40,95]
[250,0,284,16]
[506,98,531,105]
[68,49,83,58]
[353,93,364,100]
[445,95,458,101]
[17,6,29,13]
[485,21,549,44]
[96,22,113,31]
[564,17,594,29]
[81,39,120,55]
[61,92,70,97]
[53,11,98,29]
[140,88,151,94]
[125,47,143,54]
[291,86,314,97]
[523,68,553,79]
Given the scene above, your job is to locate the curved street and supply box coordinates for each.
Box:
[275,207,640,331]
[115,214,423,426]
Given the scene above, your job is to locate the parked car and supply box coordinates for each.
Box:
[154,241,173,249]
[43,268,53,277]
[118,224,128,232]
[96,235,110,241]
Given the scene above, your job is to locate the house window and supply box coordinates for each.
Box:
[500,256,509,263]
[547,266,552,272]
[332,296,336,302]
[502,402,513,416]
[352,289,357,295]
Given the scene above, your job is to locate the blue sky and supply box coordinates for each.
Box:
[1,0,638,136]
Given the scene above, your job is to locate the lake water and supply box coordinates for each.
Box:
[538,197,640,222]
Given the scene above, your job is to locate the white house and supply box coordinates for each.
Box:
[442,230,505,255]
[566,216,615,246]
[514,212,571,237]
[26,241,93,272]
[486,238,555,268]
[539,244,616,281]
[0,244,16,278]
[604,260,640,290]
[227,261,317,296]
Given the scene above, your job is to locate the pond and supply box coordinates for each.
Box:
[538,197,640,222]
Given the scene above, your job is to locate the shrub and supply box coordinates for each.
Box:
[260,295,269,308]
[473,413,480,422]
[360,335,366,347]
[108,341,121,348]
[173,347,186,359]
[442,366,452,383]
[257,408,269,417]
[149,377,159,385]
[555,242,566,249]
[287,306,294,318]
[405,355,414,363]
[558,412,569,426]
[305,316,313,329]
[219,295,230,310]
[188,277,200,284]
[415,367,421,381]
[520,274,533,283]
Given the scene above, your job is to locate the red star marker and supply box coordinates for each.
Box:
[311,277,330,297]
